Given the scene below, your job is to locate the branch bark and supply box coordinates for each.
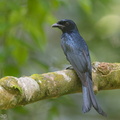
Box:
[0,62,120,109]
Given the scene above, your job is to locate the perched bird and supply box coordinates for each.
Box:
[52,19,106,116]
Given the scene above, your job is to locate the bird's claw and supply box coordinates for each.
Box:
[66,65,74,70]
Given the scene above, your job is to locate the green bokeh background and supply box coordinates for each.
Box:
[0,0,120,120]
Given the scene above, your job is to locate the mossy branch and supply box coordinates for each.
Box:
[0,62,120,110]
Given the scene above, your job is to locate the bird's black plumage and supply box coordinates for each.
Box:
[52,19,106,117]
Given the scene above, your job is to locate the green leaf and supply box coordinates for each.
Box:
[4,64,20,76]
[12,44,28,65]
[78,0,92,15]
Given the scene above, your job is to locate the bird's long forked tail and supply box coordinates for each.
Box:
[82,76,107,117]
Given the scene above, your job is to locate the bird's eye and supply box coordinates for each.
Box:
[65,22,69,26]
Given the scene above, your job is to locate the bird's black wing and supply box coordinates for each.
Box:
[67,50,90,85]
[61,38,91,86]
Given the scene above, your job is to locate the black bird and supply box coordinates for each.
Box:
[52,19,106,116]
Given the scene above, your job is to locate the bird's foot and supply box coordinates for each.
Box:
[66,65,74,70]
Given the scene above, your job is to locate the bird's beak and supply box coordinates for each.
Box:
[52,23,64,28]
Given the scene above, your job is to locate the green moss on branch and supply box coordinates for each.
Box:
[0,62,120,110]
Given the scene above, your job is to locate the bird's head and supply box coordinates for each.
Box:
[52,19,78,33]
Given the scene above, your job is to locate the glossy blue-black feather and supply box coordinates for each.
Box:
[61,32,91,86]
[52,19,107,116]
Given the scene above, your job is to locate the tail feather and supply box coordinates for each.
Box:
[82,86,91,113]
[82,74,107,117]
[87,79,107,117]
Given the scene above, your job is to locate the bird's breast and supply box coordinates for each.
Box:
[61,35,75,53]
[61,33,81,53]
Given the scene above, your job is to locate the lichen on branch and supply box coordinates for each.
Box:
[0,62,120,110]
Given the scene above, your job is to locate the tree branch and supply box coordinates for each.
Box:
[0,62,120,109]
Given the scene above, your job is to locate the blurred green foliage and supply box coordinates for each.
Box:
[0,0,59,77]
[0,0,120,120]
